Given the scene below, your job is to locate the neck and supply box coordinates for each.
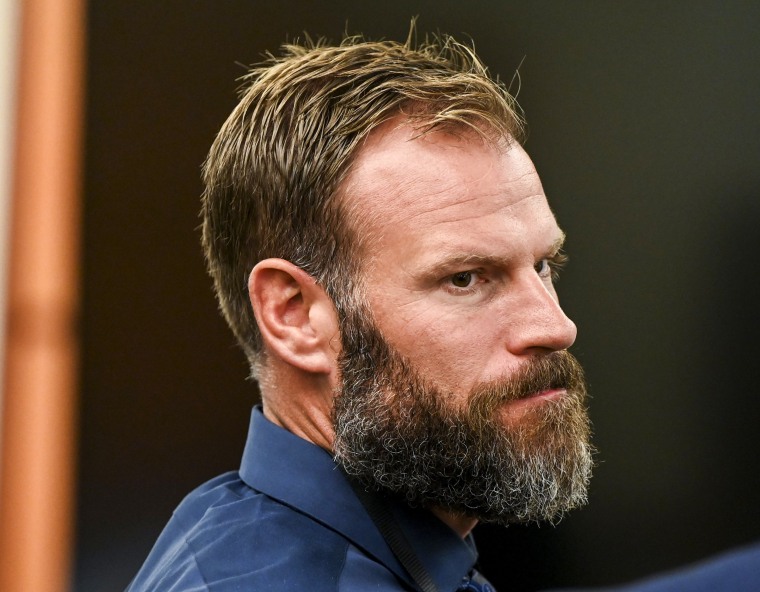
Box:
[262,403,334,451]
[258,361,337,452]
[430,506,478,539]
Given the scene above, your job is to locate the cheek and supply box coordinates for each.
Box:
[387,314,503,392]
[367,283,514,389]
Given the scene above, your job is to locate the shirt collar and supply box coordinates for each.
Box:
[239,406,477,591]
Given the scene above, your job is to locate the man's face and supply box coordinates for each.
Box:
[332,119,593,524]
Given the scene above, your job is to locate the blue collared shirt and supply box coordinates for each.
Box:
[127,407,478,591]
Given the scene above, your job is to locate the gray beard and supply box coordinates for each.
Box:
[332,310,594,526]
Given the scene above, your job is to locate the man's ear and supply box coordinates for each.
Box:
[248,259,339,375]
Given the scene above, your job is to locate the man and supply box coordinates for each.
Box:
[127,32,594,591]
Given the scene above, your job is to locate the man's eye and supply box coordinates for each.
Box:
[535,251,567,281]
[534,259,551,277]
[450,271,475,288]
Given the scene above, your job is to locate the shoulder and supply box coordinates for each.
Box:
[628,542,760,592]
[126,472,355,592]
[579,541,760,592]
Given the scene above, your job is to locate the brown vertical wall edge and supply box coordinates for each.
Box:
[0,0,85,591]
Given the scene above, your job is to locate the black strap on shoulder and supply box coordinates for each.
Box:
[346,477,439,592]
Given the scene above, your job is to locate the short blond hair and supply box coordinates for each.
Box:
[201,32,524,376]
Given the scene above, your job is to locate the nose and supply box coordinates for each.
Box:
[505,271,577,355]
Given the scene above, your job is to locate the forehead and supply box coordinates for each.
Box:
[340,118,560,266]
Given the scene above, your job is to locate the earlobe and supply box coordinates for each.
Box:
[248,259,339,375]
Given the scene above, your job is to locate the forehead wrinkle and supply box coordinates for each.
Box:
[400,191,481,224]
[352,146,503,221]
[342,123,551,265]
[376,180,548,229]
[394,153,546,221]
[405,192,552,233]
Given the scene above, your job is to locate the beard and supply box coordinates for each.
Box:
[332,306,594,526]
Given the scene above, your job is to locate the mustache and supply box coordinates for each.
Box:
[472,350,586,406]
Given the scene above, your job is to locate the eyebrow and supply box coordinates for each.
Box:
[549,232,567,255]
[412,232,566,283]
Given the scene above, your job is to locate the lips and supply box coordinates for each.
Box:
[500,355,574,400]
[524,387,566,401]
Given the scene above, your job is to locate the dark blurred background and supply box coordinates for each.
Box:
[75,2,760,590]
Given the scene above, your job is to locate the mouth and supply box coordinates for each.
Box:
[497,388,567,425]
[523,387,566,402]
